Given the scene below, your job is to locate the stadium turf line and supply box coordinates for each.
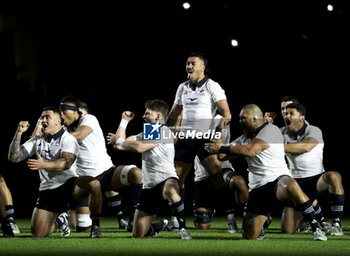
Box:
[0,217,349,256]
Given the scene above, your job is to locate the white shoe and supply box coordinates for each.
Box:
[330,222,344,236]
[297,220,311,233]
[179,228,192,240]
[9,222,20,234]
[118,219,128,229]
[165,216,180,232]
[313,228,327,241]
[227,214,238,233]
[321,222,332,233]
[57,212,71,237]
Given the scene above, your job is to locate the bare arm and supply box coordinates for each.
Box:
[8,121,30,163]
[216,99,231,129]
[106,111,135,149]
[70,125,93,143]
[27,152,76,171]
[284,137,318,154]
[228,138,269,157]
[166,104,183,127]
[120,139,159,153]
[205,138,269,159]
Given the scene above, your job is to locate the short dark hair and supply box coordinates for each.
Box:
[145,99,169,119]
[281,96,299,104]
[60,95,81,108]
[42,106,61,115]
[188,52,209,75]
[286,102,306,116]
[42,106,63,123]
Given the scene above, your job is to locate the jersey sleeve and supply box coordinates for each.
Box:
[305,126,324,143]
[79,114,98,131]
[22,137,37,157]
[174,84,184,106]
[209,82,226,103]
[61,134,80,156]
[256,125,283,144]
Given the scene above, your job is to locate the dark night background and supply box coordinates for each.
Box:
[0,1,349,218]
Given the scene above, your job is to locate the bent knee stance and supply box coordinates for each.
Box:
[120,165,142,185]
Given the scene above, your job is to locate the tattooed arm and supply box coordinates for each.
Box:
[8,121,30,163]
[27,152,77,171]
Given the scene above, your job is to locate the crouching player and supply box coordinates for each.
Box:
[8,106,103,238]
[107,100,192,239]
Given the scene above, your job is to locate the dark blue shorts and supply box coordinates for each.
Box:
[35,177,77,214]
[175,138,212,163]
[137,178,179,215]
[295,173,323,201]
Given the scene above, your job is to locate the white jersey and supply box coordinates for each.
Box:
[281,121,325,178]
[232,123,291,191]
[75,114,114,177]
[174,77,227,133]
[194,156,234,182]
[136,126,178,189]
[23,129,79,191]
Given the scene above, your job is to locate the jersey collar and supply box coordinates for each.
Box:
[188,76,209,91]
[248,122,269,139]
[289,121,308,140]
[44,128,65,142]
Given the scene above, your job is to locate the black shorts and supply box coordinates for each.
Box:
[175,138,212,163]
[193,178,216,210]
[137,178,179,215]
[96,166,116,193]
[295,173,323,201]
[246,176,289,216]
[35,177,77,214]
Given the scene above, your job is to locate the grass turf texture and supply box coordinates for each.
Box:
[1,217,349,256]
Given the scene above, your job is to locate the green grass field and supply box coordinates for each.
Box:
[1,216,349,256]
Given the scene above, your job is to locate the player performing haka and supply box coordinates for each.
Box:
[8,106,103,238]
[205,104,327,241]
[107,99,191,239]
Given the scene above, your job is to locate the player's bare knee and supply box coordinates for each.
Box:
[0,175,5,184]
[88,179,101,193]
[31,228,48,238]
[129,167,142,184]
[324,171,342,185]
[195,222,212,230]
[120,165,141,185]
[232,176,246,190]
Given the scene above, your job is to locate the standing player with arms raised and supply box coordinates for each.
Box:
[167,52,232,211]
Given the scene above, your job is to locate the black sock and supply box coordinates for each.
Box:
[171,200,186,229]
[106,194,124,221]
[216,186,235,213]
[179,188,185,201]
[328,193,345,225]
[90,214,101,227]
[313,202,326,224]
[297,200,319,232]
[129,184,142,223]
